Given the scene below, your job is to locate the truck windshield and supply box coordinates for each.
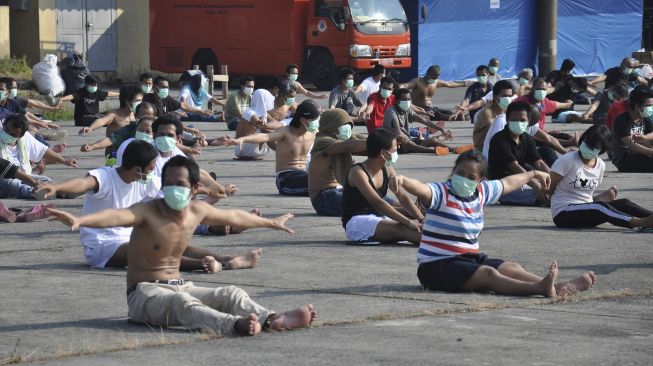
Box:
[349,0,407,24]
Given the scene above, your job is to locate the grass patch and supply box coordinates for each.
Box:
[0,56,32,81]
[41,109,75,121]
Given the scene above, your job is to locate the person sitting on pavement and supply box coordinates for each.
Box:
[605,83,631,130]
[266,81,298,126]
[473,80,513,152]
[138,72,154,95]
[329,68,364,123]
[486,101,551,206]
[0,156,51,223]
[549,124,653,230]
[225,75,254,131]
[390,149,595,298]
[547,77,592,123]
[309,108,366,217]
[341,128,424,245]
[610,86,653,173]
[355,64,385,111]
[81,102,156,154]
[0,114,77,199]
[234,76,287,160]
[286,64,327,100]
[589,57,648,90]
[178,73,223,122]
[400,65,472,122]
[583,83,628,126]
[78,84,142,140]
[455,65,493,122]
[65,74,120,126]
[383,88,463,156]
[487,57,502,85]
[48,155,316,337]
[362,76,395,133]
[227,100,320,196]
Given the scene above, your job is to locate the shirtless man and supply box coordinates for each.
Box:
[78,85,141,142]
[286,64,327,100]
[267,82,298,125]
[227,100,320,196]
[308,108,367,216]
[48,156,316,337]
[401,65,472,121]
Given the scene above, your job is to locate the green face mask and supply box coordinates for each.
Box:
[337,124,352,140]
[141,84,152,93]
[477,75,488,84]
[508,120,529,135]
[0,129,17,145]
[155,136,177,153]
[135,131,153,143]
[623,68,634,75]
[498,96,511,110]
[518,77,529,86]
[489,66,499,74]
[385,150,398,166]
[305,117,320,132]
[9,88,18,98]
[534,89,547,101]
[380,89,392,99]
[157,88,169,99]
[285,97,295,106]
[289,74,298,82]
[130,101,141,113]
[640,105,653,118]
[451,174,478,197]
[427,78,437,85]
[579,142,600,160]
[398,100,411,111]
[138,168,154,185]
[345,79,354,88]
[0,90,6,101]
[86,85,97,94]
[162,186,191,211]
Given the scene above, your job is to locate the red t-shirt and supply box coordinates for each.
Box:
[515,94,557,130]
[366,93,395,133]
[604,100,628,130]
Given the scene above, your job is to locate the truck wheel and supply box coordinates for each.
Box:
[308,51,338,91]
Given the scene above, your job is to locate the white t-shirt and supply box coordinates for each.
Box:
[550,152,605,217]
[5,132,48,171]
[357,76,379,104]
[482,114,539,159]
[242,89,275,123]
[178,86,211,110]
[80,166,159,250]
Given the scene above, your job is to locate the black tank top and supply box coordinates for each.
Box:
[341,163,389,227]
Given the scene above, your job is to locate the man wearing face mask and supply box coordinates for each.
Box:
[362,76,396,133]
[474,80,514,152]
[341,128,423,245]
[456,65,494,122]
[548,77,592,123]
[611,87,653,172]
[139,72,154,95]
[584,83,628,126]
[487,58,502,85]
[383,88,456,155]
[267,82,298,125]
[142,76,210,119]
[69,75,119,127]
[0,114,77,199]
[81,115,156,155]
[400,65,472,122]
[355,64,385,113]
[226,100,320,196]
[286,64,327,100]
[178,73,223,122]
[329,68,363,122]
[487,101,551,206]
[225,76,254,131]
[78,85,142,141]
[309,108,366,216]
[590,57,648,90]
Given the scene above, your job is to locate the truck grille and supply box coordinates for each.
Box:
[374,47,396,58]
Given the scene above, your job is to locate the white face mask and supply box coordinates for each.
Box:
[243,87,254,96]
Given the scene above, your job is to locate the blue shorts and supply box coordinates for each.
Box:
[310,187,343,216]
[417,253,505,292]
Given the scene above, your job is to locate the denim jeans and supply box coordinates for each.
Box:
[0,178,34,199]
[180,113,220,122]
[499,185,539,206]
[310,187,343,216]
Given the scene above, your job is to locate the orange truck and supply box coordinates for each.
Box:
[149,0,412,90]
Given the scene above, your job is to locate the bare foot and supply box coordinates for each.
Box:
[224,249,263,270]
[202,256,222,273]
[230,209,262,234]
[0,202,17,223]
[556,271,596,296]
[234,313,261,336]
[32,160,47,175]
[16,203,55,223]
[51,143,66,153]
[269,304,316,331]
[540,261,558,298]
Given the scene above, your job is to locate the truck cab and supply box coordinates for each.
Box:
[305,0,411,89]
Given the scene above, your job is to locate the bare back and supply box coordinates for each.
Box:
[274,127,315,172]
[268,104,291,122]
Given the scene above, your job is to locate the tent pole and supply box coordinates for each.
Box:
[537,0,557,76]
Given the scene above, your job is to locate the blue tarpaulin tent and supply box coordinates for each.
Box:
[401,0,642,80]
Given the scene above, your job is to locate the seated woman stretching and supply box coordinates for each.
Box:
[549,124,653,230]
[390,150,595,297]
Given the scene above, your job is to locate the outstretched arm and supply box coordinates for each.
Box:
[79,112,116,135]
[389,175,432,207]
[47,204,142,230]
[501,170,550,196]
[200,203,294,233]
[35,175,98,199]
[81,137,113,152]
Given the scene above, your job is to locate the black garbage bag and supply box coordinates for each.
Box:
[60,53,89,96]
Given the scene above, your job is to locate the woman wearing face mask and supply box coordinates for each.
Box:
[178,73,223,122]
[390,150,596,297]
[611,86,653,172]
[549,124,653,230]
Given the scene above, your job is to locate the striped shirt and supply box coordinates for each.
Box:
[417,179,503,265]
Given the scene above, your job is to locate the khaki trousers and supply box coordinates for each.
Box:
[127,282,273,336]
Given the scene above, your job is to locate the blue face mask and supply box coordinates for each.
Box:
[534,89,547,101]
[285,97,295,106]
[305,117,320,133]
[498,96,511,110]
[0,129,17,145]
[508,121,529,135]
[451,174,478,197]
[337,124,352,140]
[289,74,298,82]
[380,89,392,99]
[385,150,398,166]
[489,66,499,74]
[398,100,411,111]
[477,75,488,84]
[0,90,6,101]
[579,142,600,160]
[162,186,191,211]
[135,131,153,143]
[157,88,169,99]
[155,136,177,153]
[345,79,354,88]
[9,88,18,98]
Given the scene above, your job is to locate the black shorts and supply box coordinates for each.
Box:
[417,253,505,292]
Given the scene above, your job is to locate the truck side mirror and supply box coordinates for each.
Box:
[343,6,350,20]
